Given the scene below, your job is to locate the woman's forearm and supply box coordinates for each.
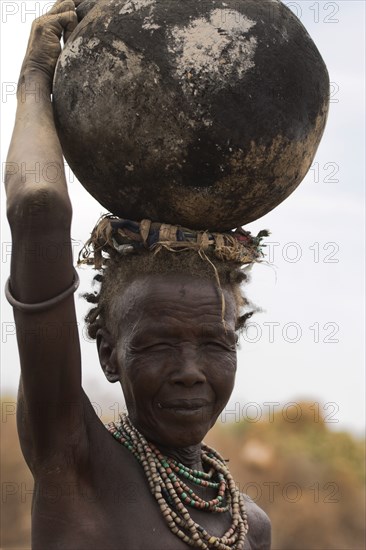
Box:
[5,69,69,214]
[5,0,78,221]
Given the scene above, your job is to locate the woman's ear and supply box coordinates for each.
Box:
[96,328,120,383]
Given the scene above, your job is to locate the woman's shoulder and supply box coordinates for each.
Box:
[242,493,271,550]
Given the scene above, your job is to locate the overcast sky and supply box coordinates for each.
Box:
[1,1,365,435]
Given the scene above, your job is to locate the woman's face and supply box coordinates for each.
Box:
[101,273,238,448]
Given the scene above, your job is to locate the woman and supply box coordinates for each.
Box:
[5,1,271,547]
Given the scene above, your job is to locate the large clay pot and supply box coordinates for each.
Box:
[53,0,329,231]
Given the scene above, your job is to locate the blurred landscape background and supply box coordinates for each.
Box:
[2,397,365,549]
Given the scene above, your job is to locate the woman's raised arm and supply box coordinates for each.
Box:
[5,0,87,475]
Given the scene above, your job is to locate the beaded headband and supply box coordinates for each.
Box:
[78,214,269,270]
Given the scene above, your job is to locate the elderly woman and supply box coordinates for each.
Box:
[5,1,271,548]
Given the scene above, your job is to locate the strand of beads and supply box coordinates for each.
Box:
[107,414,248,549]
[151,443,229,513]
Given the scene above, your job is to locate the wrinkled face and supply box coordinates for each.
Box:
[100,274,238,448]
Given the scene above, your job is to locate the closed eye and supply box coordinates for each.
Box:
[204,341,236,352]
[130,342,176,352]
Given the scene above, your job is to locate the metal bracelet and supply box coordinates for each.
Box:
[5,267,80,313]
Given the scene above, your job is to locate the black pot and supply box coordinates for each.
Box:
[53,0,329,230]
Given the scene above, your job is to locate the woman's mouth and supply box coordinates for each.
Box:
[156,398,211,415]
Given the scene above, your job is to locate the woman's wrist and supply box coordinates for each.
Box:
[17,67,53,103]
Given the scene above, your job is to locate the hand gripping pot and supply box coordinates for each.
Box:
[53,0,330,231]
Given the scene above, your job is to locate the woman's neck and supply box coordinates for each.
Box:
[156,443,203,470]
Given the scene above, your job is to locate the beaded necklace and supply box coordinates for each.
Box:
[107,414,248,549]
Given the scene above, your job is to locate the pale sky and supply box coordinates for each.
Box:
[1,1,365,435]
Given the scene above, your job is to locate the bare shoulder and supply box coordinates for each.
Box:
[242,493,271,550]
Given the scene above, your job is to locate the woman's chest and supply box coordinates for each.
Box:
[31,415,254,550]
[32,465,252,550]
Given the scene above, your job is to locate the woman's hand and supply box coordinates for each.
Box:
[76,0,100,22]
[19,0,81,85]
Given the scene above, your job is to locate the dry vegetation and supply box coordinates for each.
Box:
[1,398,365,549]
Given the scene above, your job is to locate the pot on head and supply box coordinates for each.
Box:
[53,0,329,231]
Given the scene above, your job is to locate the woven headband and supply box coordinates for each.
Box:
[78,214,269,269]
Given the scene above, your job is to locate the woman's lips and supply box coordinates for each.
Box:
[156,398,211,413]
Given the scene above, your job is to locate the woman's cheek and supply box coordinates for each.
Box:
[125,350,175,380]
[204,349,237,371]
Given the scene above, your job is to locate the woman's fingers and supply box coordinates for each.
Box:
[38,10,77,41]
[21,0,79,83]
[43,0,78,43]
[76,0,98,22]
[32,0,76,36]
[47,0,76,16]
[63,11,79,43]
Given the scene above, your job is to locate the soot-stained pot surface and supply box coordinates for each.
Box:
[53,0,329,230]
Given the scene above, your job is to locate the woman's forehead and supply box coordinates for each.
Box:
[113,274,237,325]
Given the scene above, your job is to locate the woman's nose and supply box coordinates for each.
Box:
[170,352,206,387]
